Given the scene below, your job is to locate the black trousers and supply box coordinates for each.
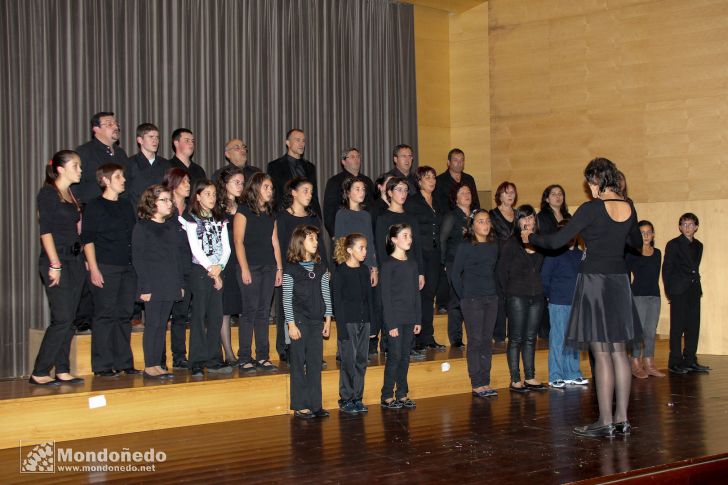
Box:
[506,295,544,381]
[166,276,191,364]
[33,256,85,376]
[143,300,174,368]
[188,265,224,368]
[238,265,275,362]
[89,264,136,372]
[289,321,323,411]
[339,322,370,402]
[461,295,498,388]
[381,324,415,400]
[435,265,449,309]
[74,278,95,325]
[668,284,702,367]
[416,249,441,347]
[446,276,464,344]
[274,286,287,356]
[493,295,507,342]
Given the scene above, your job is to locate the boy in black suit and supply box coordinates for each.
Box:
[663,213,709,374]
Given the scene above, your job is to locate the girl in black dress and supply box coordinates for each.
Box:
[216,166,245,366]
[523,158,642,438]
[133,185,183,379]
[31,150,86,386]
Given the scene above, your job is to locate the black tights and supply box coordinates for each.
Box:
[590,342,631,426]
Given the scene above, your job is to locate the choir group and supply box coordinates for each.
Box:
[30,112,706,431]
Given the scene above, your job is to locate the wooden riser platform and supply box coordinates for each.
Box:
[29,315,459,376]
[0,341,672,450]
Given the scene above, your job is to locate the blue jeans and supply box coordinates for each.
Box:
[547,304,581,381]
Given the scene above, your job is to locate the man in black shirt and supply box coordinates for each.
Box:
[75,112,129,204]
[384,144,418,195]
[168,128,207,187]
[322,147,376,236]
[434,148,480,211]
[212,138,261,182]
[126,123,170,206]
[267,128,321,215]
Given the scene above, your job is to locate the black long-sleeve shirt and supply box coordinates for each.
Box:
[374,210,424,275]
[497,238,544,297]
[126,153,170,207]
[276,210,329,270]
[490,207,517,241]
[323,170,375,236]
[80,196,136,265]
[529,199,641,274]
[439,207,468,266]
[434,170,480,211]
[132,219,184,301]
[75,138,129,203]
[333,263,374,339]
[380,258,422,330]
[169,156,207,188]
[450,242,499,299]
[404,192,444,253]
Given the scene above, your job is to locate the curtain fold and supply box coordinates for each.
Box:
[0,0,418,378]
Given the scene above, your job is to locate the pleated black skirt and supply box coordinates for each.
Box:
[566,273,643,350]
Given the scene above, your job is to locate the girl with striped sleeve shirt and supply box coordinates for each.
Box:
[283,225,332,419]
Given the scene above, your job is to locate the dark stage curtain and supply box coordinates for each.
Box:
[0,0,418,378]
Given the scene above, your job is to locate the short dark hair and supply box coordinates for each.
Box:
[137,184,170,220]
[392,144,413,158]
[494,181,517,206]
[385,176,407,203]
[171,128,193,151]
[286,224,321,263]
[90,112,115,130]
[447,148,464,161]
[449,182,472,210]
[414,166,436,188]
[515,204,539,235]
[584,157,623,196]
[96,163,124,188]
[340,147,359,161]
[679,213,699,227]
[136,123,159,138]
[286,128,304,140]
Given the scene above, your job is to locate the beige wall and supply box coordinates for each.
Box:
[414,3,490,185]
[413,0,728,354]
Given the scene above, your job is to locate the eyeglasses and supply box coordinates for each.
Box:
[393,187,409,194]
[157,198,173,203]
[421,174,436,180]
[99,120,119,127]
[226,144,248,151]
[680,222,696,228]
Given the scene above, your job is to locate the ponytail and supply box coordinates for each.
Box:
[386,223,411,255]
[334,233,366,264]
[45,150,78,186]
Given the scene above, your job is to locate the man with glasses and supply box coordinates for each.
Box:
[212,138,260,183]
[75,112,129,203]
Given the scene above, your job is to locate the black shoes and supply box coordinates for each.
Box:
[614,421,631,435]
[172,360,190,370]
[398,397,416,408]
[55,376,85,385]
[409,349,426,361]
[524,381,547,391]
[294,410,315,419]
[238,360,257,373]
[669,365,689,374]
[190,367,204,377]
[120,368,142,375]
[573,422,616,438]
[509,383,529,393]
[687,362,711,373]
[28,376,61,386]
[94,370,119,378]
[426,341,446,352]
[313,408,330,418]
[256,360,278,372]
[381,399,403,409]
[451,340,465,349]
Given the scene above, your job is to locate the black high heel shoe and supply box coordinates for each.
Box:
[614,421,631,435]
[28,376,61,387]
[573,422,616,438]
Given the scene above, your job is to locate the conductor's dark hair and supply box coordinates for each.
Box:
[584,157,623,197]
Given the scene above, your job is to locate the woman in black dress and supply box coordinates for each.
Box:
[216,166,245,366]
[523,158,642,438]
[490,181,518,343]
[31,150,86,385]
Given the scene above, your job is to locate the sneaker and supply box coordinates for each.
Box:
[409,349,426,361]
[340,401,359,414]
[565,377,589,385]
[549,380,566,388]
[437,307,448,315]
[190,367,204,377]
[354,400,368,413]
[380,399,403,409]
[172,360,190,370]
[207,364,233,374]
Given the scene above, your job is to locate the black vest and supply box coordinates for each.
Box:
[286,261,326,323]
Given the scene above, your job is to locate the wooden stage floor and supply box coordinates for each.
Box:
[1,354,726,483]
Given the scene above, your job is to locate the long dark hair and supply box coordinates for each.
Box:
[243,172,274,215]
[515,204,539,238]
[540,184,570,220]
[386,223,411,255]
[283,177,314,215]
[45,150,81,211]
[341,175,368,210]
[216,165,245,214]
[189,179,224,221]
[464,209,495,244]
